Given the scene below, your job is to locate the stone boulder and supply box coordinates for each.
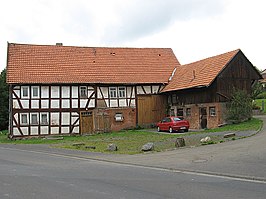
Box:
[107,143,118,151]
[200,136,211,143]
[141,142,154,152]
[175,138,186,147]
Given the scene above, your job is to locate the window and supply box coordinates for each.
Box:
[109,87,117,98]
[31,113,38,124]
[80,86,87,98]
[210,107,216,116]
[32,86,39,98]
[177,108,184,117]
[21,114,28,125]
[118,87,126,98]
[170,109,175,116]
[172,94,177,104]
[41,113,48,124]
[21,86,29,98]
[186,108,191,116]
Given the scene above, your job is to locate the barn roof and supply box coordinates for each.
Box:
[6,43,180,84]
[163,49,245,92]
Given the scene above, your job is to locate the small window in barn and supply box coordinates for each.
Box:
[32,86,39,98]
[172,94,177,104]
[80,86,87,98]
[21,86,29,98]
[186,108,191,116]
[109,87,117,98]
[41,113,48,124]
[177,108,184,117]
[115,113,124,122]
[31,113,38,124]
[118,87,126,98]
[210,107,216,116]
[21,113,28,125]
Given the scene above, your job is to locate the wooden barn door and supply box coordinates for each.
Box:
[137,95,167,126]
[199,107,207,129]
[80,111,94,134]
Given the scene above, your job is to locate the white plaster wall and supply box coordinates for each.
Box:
[88,99,95,108]
[119,99,127,107]
[72,86,78,98]
[51,127,59,134]
[62,112,70,125]
[13,128,21,136]
[129,99,136,107]
[99,87,108,98]
[13,89,20,98]
[31,100,39,109]
[62,86,70,98]
[21,100,29,109]
[110,100,118,107]
[41,86,49,98]
[21,127,29,135]
[88,86,94,90]
[72,100,78,108]
[13,113,18,125]
[152,86,159,94]
[51,113,59,125]
[30,127,38,135]
[105,99,109,107]
[13,100,20,109]
[72,126,79,133]
[14,86,20,90]
[71,115,79,125]
[88,90,94,98]
[51,100,60,108]
[137,86,145,94]
[51,86,59,98]
[41,100,49,109]
[62,99,70,108]
[40,126,49,135]
[80,99,87,108]
[143,86,151,94]
[61,127,69,134]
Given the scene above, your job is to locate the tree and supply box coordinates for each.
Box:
[226,89,252,123]
[0,68,9,130]
[251,81,263,100]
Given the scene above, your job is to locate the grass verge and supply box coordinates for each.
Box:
[0,117,263,154]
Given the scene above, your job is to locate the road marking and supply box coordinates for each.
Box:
[1,146,266,184]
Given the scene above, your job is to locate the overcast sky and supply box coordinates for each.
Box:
[1,0,266,71]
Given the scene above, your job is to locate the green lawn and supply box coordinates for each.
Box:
[0,117,262,154]
[254,99,266,113]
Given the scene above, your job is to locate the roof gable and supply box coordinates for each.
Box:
[7,43,180,84]
[162,49,241,92]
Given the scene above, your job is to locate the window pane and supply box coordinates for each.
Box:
[110,87,117,98]
[31,114,38,124]
[118,87,125,98]
[21,114,28,124]
[22,87,28,97]
[41,114,48,124]
[80,86,87,97]
[32,87,39,97]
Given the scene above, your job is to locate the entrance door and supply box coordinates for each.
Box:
[199,107,207,129]
[80,111,94,134]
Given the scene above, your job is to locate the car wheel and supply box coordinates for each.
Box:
[169,127,173,133]
[184,129,188,132]
[157,126,161,132]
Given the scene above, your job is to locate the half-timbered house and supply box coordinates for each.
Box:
[6,43,179,138]
[162,49,262,129]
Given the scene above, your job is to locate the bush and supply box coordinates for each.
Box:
[227,89,252,123]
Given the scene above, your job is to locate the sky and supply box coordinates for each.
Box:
[1,0,266,71]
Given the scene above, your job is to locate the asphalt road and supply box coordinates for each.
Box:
[1,115,266,198]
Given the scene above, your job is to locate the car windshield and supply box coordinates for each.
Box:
[173,117,182,121]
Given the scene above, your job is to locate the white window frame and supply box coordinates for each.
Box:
[40,113,49,125]
[21,86,29,98]
[210,107,216,116]
[21,113,28,125]
[118,87,126,98]
[31,113,39,124]
[32,86,39,98]
[79,86,87,98]
[109,87,117,98]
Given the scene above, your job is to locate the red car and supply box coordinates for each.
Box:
[157,117,189,133]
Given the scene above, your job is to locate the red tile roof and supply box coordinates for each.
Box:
[7,43,180,84]
[163,49,241,92]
